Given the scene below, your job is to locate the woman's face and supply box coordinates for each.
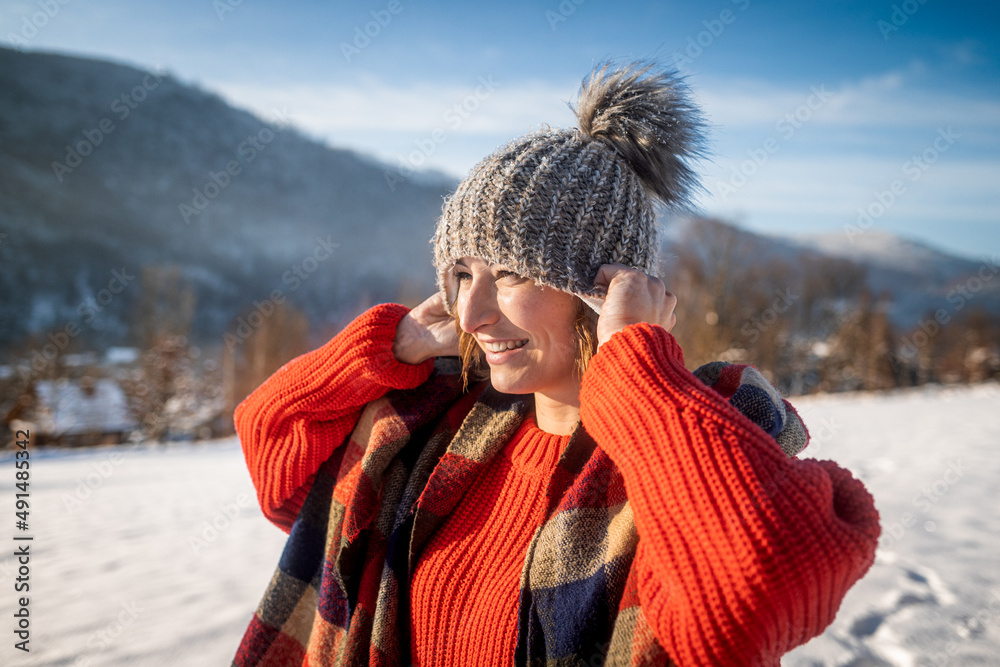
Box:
[452,256,581,401]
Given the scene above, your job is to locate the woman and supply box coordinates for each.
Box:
[233,62,880,666]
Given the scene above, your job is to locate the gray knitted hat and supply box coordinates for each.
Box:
[432,60,705,315]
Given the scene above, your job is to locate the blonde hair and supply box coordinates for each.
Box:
[454,297,599,392]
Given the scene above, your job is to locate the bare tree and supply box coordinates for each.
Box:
[131,265,196,348]
[221,300,310,434]
[121,265,204,441]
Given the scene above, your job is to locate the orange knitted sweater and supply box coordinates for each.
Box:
[409,411,570,665]
[237,303,880,664]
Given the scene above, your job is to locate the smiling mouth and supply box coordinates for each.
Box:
[483,340,528,353]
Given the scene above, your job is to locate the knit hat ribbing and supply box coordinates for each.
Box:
[432,60,705,315]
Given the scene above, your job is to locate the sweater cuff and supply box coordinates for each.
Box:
[355,303,437,389]
[581,322,790,471]
[235,302,434,529]
[583,322,694,441]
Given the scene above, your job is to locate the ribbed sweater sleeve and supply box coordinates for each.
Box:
[234,303,435,532]
[579,323,880,665]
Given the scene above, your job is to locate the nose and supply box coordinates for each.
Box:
[456,274,500,334]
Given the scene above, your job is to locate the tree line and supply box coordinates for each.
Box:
[2,217,998,445]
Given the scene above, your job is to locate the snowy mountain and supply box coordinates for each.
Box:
[0,47,455,350]
[796,229,985,282]
[794,230,1000,326]
[664,217,1000,330]
[1,46,994,355]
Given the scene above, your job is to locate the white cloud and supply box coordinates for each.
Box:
[208,74,586,178]
[696,65,1000,132]
[206,66,999,255]
[702,156,1000,224]
[209,75,580,139]
[209,64,1000,177]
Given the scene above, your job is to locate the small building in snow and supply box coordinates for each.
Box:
[33,377,137,446]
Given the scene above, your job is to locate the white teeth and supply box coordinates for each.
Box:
[484,340,527,353]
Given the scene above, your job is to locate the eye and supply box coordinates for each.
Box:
[495,269,520,281]
[452,268,472,282]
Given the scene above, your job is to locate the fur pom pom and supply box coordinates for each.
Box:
[573,60,706,207]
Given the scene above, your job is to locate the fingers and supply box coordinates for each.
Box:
[594,264,670,302]
[594,263,678,338]
[664,289,677,312]
[592,262,624,289]
[593,262,641,291]
[665,308,677,334]
[417,291,453,319]
[427,291,447,311]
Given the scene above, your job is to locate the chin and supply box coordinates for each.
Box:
[486,370,537,395]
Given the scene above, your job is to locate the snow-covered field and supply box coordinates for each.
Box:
[1,383,998,666]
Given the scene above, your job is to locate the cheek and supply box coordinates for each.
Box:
[525,303,578,359]
[549,325,579,364]
[499,294,555,328]
[497,286,579,360]
[495,292,532,328]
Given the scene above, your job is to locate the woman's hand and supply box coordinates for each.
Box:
[393,292,460,364]
[593,263,677,348]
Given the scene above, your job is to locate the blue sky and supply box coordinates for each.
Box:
[3,0,998,259]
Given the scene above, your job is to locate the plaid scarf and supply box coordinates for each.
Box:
[233,358,806,666]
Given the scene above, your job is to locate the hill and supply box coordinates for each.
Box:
[0,46,455,350]
[1,47,996,394]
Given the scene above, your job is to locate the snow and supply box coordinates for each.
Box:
[794,230,957,270]
[104,348,140,365]
[785,382,1000,666]
[2,382,999,666]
